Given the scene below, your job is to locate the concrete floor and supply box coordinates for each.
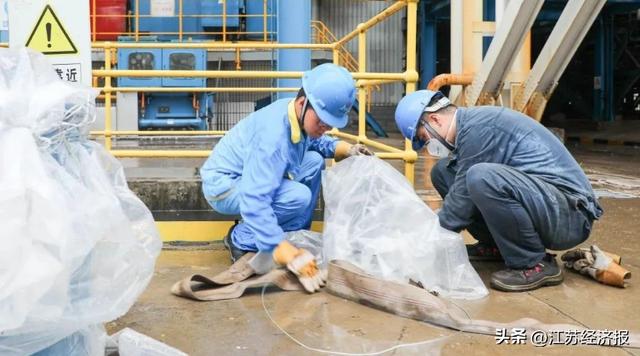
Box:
[107,143,640,356]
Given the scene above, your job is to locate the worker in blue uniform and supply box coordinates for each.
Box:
[201,64,372,293]
[394,90,603,292]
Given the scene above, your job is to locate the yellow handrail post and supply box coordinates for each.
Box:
[263,0,268,42]
[179,0,183,41]
[135,0,140,41]
[333,47,340,65]
[404,0,419,185]
[92,0,97,42]
[104,45,113,151]
[223,0,227,42]
[358,24,367,140]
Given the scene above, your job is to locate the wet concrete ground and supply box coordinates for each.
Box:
[108,140,640,355]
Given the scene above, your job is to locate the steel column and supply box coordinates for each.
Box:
[276,0,311,99]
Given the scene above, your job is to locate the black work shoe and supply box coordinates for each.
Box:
[466,242,504,262]
[490,254,564,292]
[223,222,249,263]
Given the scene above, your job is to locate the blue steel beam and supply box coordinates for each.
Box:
[419,0,438,89]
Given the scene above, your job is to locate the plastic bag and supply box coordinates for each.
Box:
[322,156,488,300]
[111,328,187,356]
[0,48,161,354]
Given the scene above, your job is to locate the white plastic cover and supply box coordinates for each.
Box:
[0,48,161,354]
[322,156,488,300]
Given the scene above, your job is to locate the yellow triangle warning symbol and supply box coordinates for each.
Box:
[25,5,77,55]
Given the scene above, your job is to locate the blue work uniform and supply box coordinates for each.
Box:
[431,106,603,269]
[200,99,338,252]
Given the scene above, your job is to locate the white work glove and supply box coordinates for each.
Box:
[273,241,327,293]
[347,143,374,157]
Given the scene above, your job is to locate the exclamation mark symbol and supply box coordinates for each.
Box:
[46,22,52,48]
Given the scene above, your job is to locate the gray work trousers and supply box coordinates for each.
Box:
[431,158,593,268]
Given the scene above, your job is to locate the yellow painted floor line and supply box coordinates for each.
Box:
[156,221,324,242]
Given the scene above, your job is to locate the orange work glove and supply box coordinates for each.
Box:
[273,241,326,293]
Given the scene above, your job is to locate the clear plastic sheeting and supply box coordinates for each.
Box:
[111,328,187,356]
[322,156,488,300]
[0,48,161,354]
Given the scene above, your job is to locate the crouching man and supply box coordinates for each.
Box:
[201,64,372,292]
[394,90,602,292]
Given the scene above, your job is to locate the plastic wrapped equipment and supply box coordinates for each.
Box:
[0,48,161,354]
[322,156,488,300]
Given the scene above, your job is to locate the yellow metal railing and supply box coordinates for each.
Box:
[312,20,379,112]
[90,0,419,184]
[90,0,275,42]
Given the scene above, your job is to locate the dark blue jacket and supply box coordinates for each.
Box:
[438,106,603,232]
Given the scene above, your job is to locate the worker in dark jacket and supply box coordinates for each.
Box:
[394,90,603,292]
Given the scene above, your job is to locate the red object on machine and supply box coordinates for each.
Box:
[90,0,127,41]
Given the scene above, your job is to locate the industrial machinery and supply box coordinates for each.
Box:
[111,0,279,130]
[117,46,213,130]
[129,0,274,40]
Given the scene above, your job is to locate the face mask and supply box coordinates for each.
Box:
[426,139,451,158]
[422,117,455,158]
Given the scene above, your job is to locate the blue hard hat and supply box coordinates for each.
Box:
[394,90,450,150]
[302,63,356,129]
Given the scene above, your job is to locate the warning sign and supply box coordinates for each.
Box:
[25,5,77,55]
[9,0,90,85]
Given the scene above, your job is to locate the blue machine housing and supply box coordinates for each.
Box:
[161,48,207,87]
[201,0,243,28]
[245,0,275,40]
[117,46,213,130]
[130,0,243,40]
[140,93,212,130]
[118,48,163,87]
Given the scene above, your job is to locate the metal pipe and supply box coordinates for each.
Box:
[359,137,403,154]
[92,0,97,42]
[223,0,227,42]
[337,1,407,46]
[135,0,139,41]
[93,69,408,80]
[276,0,311,99]
[376,152,418,161]
[179,0,183,41]
[93,42,333,49]
[358,25,367,139]
[356,79,403,87]
[90,130,226,136]
[104,48,113,150]
[102,87,298,93]
[105,148,417,160]
[110,150,212,158]
[404,0,419,184]
[263,0,268,42]
[331,131,403,153]
[427,73,474,91]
